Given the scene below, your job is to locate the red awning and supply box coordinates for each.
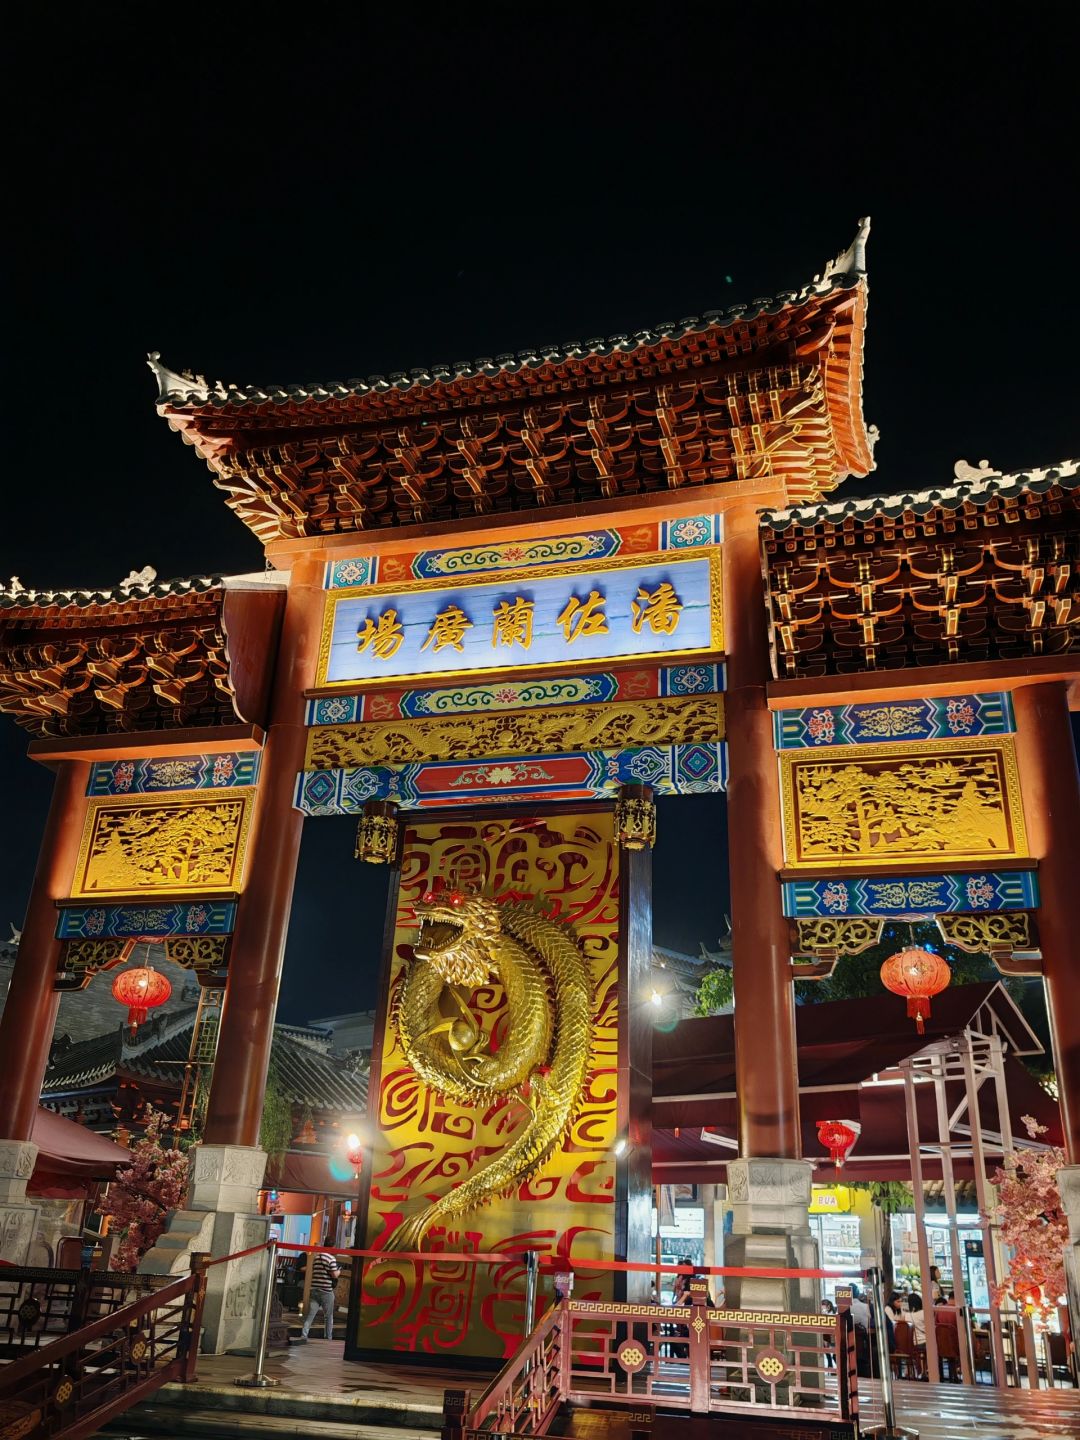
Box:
[265,1149,358,1198]
[652,983,1062,1186]
[29,1107,130,1198]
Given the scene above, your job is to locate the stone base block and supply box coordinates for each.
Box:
[138,1144,272,1355]
[0,1140,40,1263]
[723,1157,818,1314]
[1057,1165,1080,1353]
[189,1145,267,1213]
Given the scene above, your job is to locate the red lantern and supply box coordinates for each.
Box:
[816,1119,861,1168]
[880,947,951,1033]
[346,1132,364,1177]
[111,964,171,1036]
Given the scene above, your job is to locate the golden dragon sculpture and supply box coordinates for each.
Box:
[387,888,594,1251]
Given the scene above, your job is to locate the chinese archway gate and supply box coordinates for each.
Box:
[1,218,1078,1359]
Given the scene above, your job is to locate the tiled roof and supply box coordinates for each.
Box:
[148,221,870,411]
[0,571,283,613]
[760,458,1080,532]
[42,1029,124,1092]
[42,1013,366,1113]
[129,1022,367,1112]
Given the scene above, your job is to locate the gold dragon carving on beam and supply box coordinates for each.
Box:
[388,889,593,1251]
[305,694,723,769]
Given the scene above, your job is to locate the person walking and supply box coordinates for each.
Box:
[298,1249,341,1341]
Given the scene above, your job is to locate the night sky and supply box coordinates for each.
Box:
[3,9,1076,1024]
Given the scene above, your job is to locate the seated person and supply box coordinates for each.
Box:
[907,1293,927,1348]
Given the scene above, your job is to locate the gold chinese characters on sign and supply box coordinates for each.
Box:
[304,694,724,770]
[317,549,723,690]
[72,791,254,898]
[779,739,1026,870]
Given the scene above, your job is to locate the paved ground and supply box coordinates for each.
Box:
[119,1341,1080,1440]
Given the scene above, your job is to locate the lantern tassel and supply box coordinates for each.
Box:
[907,996,929,1033]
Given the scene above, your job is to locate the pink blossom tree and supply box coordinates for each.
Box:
[96,1108,189,1270]
[989,1114,1067,1322]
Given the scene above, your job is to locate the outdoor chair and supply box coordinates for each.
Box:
[935,1323,962,1381]
[891,1320,922,1379]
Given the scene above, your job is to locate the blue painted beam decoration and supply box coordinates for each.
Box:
[295,741,727,815]
[87,752,261,796]
[304,663,723,725]
[316,551,722,689]
[56,900,237,939]
[781,871,1038,918]
[323,514,724,589]
[773,693,1014,750]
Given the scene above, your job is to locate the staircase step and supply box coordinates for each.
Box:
[106,1405,439,1440]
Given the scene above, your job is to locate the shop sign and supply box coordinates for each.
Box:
[810,1185,853,1213]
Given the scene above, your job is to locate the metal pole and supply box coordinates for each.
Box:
[236,1240,279,1388]
[931,1047,973,1386]
[867,1266,905,1439]
[903,1061,939,1384]
[524,1251,538,1337]
[960,1033,1006,1386]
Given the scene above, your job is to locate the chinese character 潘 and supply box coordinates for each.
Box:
[491,597,535,649]
[630,581,683,635]
[557,590,608,643]
[356,608,405,660]
[421,603,473,653]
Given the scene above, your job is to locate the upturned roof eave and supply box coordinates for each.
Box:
[147,220,872,426]
[760,457,1080,532]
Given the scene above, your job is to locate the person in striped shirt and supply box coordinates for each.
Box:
[298,1251,341,1341]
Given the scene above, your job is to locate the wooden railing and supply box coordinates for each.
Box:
[0,1266,166,1355]
[446,1285,861,1440]
[0,1254,208,1440]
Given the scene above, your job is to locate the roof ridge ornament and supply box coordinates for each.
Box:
[953,458,1002,483]
[147,351,211,403]
[819,216,871,285]
[118,565,158,593]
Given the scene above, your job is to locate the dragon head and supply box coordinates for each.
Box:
[412,889,502,988]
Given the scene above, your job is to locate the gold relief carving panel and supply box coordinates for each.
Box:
[935,912,1032,954]
[779,738,1026,869]
[360,811,622,1361]
[794,918,884,956]
[305,695,724,769]
[72,790,254,898]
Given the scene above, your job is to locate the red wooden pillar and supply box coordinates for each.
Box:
[723,506,800,1159]
[202,554,324,1148]
[1012,681,1080,1162]
[0,759,90,1142]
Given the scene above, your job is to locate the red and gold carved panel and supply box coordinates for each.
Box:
[357,811,621,1360]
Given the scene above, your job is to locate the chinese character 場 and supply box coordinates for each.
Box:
[630,582,683,635]
[357,608,405,660]
[421,603,473,653]
[557,590,608,643]
[492,597,535,649]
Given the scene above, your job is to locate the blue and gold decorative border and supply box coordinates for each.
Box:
[781,871,1039,918]
[87,752,261,796]
[773,693,1014,750]
[294,741,727,814]
[305,663,723,725]
[323,515,723,589]
[56,899,237,939]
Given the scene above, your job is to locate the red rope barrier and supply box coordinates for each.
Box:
[274,1239,860,1281]
[204,1241,271,1268]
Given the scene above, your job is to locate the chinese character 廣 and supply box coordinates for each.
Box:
[630,581,683,636]
[557,590,608,643]
[492,597,535,649]
[356,607,405,660]
[421,603,473,654]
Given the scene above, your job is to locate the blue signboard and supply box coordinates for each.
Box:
[316,551,722,688]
